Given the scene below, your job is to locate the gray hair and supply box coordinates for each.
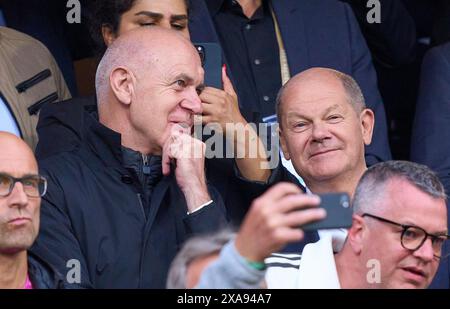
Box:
[353,160,447,215]
[276,68,366,127]
[166,229,236,289]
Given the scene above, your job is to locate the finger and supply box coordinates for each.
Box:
[259,182,304,204]
[222,65,236,96]
[268,226,305,247]
[281,208,327,228]
[201,102,217,116]
[274,194,321,213]
[199,87,223,103]
[162,143,171,176]
[172,123,190,135]
[201,116,223,133]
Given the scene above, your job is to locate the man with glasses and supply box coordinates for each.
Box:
[0,132,65,288]
[266,160,448,288]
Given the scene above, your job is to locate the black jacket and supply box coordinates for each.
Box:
[30,98,228,288]
[35,96,263,227]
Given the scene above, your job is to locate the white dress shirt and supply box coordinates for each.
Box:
[0,95,21,137]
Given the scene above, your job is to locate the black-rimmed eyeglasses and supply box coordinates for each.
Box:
[362,213,450,259]
[0,173,47,198]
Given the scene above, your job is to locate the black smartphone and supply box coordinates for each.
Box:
[302,193,352,231]
[194,43,222,89]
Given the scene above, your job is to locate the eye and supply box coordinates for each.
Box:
[431,236,445,247]
[403,228,420,240]
[0,174,12,187]
[172,23,186,30]
[140,22,156,27]
[175,80,186,88]
[196,86,204,95]
[327,115,343,123]
[292,122,308,131]
[22,177,39,188]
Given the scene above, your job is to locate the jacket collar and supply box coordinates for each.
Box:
[27,251,66,289]
[83,109,125,169]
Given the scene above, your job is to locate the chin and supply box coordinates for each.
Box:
[389,282,428,289]
[308,165,345,181]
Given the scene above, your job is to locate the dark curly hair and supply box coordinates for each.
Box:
[88,0,189,56]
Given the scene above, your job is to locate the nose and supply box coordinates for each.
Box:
[311,122,331,143]
[180,88,203,114]
[413,237,435,262]
[7,182,29,209]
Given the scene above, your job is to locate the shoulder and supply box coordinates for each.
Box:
[0,26,55,59]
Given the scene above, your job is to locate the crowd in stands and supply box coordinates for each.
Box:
[0,0,449,289]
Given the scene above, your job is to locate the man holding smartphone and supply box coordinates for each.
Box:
[190,161,448,289]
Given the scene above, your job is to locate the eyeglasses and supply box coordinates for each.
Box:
[0,173,47,198]
[362,213,450,259]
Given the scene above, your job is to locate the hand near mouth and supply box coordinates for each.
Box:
[162,124,211,212]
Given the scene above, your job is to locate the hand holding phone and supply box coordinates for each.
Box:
[301,193,352,231]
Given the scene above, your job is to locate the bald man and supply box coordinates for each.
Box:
[0,132,65,288]
[30,28,227,288]
[248,67,375,256]
[277,67,374,198]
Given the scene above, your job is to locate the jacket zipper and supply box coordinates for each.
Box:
[28,92,58,115]
[0,91,23,138]
[16,69,52,93]
[142,154,150,175]
[136,193,147,219]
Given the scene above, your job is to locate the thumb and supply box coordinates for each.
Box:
[222,65,236,96]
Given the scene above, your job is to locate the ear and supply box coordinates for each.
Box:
[110,67,135,106]
[102,24,116,47]
[360,109,374,146]
[347,214,365,255]
[278,127,291,160]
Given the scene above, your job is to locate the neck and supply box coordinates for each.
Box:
[0,251,28,289]
[99,103,157,156]
[305,164,367,199]
[236,0,262,18]
[334,246,368,289]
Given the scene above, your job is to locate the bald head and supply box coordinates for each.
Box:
[0,132,41,255]
[95,27,200,105]
[0,132,37,176]
[276,68,366,127]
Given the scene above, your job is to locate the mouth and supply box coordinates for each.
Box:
[309,149,339,159]
[8,217,32,226]
[401,266,427,283]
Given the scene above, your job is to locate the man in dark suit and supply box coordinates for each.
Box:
[411,42,450,288]
[188,0,391,166]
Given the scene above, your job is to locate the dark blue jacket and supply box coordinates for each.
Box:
[189,0,391,165]
[27,251,67,289]
[31,98,228,288]
[410,43,450,289]
[411,42,450,212]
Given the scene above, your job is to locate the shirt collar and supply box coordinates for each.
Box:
[206,0,226,17]
[207,0,267,20]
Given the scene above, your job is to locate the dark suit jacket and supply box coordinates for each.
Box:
[188,0,391,165]
[411,42,450,288]
[411,42,450,214]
